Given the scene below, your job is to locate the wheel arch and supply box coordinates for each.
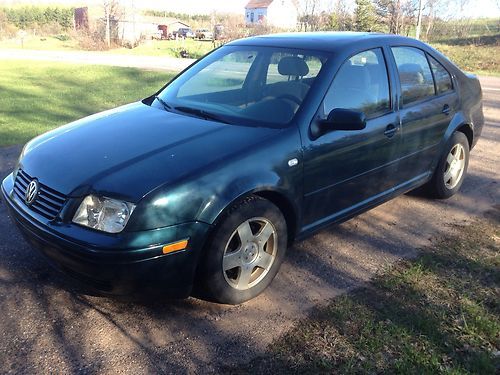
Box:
[428,115,473,180]
[456,123,473,149]
[193,187,299,291]
[209,188,299,246]
[441,111,474,151]
[253,189,298,245]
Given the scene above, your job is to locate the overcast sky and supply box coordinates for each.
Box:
[1,0,499,18]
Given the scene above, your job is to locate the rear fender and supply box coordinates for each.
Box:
[431,111,472,171]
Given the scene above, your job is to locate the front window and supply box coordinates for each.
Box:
[322,48,391,118]
[156,45,328,127]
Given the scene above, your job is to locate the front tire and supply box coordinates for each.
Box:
[196,196,287,304]
[426,131,469,199]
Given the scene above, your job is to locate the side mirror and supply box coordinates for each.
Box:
[311,108,367,139]
[323,108,366,131]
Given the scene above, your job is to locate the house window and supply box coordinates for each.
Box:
[251,12,254,22]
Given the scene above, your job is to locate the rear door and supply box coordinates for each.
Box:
[302,48,401,230]
[389,46,459,183]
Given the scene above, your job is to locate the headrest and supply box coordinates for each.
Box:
[278,56,309,77]
[398,63,424,84]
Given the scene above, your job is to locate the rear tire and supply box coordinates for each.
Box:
[426,131,469,199]
[196,196,287,305]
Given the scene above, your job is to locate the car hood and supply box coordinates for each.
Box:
[19,102,280,202]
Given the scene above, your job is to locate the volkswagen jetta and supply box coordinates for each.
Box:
[1,32,484,304]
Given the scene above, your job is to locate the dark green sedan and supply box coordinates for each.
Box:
[1,32,484,304]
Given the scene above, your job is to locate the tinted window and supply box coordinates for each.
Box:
[392,47,435,105]
[178,50,257,96]
[323,48,390,117]
[428,55,453,94]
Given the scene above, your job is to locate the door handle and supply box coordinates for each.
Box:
[442,104,451,115]
[384,124,398,138]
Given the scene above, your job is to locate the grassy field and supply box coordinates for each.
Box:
[0,34,79,50]
[433,34,500,76]
[230,216,500,374]
[107,38,215,59]
[0,60,174,147]
[0,35,215,59]
[0,34,498,74]
[434,43,500,76]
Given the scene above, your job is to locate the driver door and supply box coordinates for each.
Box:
[302,48,401,230]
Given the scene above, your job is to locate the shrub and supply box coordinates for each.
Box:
[54,34,70,41]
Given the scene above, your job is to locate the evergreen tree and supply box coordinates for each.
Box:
[354,0,376,31]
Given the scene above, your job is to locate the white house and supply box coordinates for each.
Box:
[244,0,298,29]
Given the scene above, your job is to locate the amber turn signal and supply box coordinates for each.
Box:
[162,239,188,254]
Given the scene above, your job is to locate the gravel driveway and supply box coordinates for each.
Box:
[0,76,498,374]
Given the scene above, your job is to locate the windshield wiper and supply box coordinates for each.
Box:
[154,96,172,111]
[174,106,231,124]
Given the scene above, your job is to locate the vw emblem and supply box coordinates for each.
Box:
[25,179,39,206]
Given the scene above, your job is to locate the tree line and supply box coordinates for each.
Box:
[300,0,499,41]
[0,6,74,30]
[143,10,211,23]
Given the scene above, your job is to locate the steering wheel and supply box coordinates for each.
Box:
[275,94,302,106]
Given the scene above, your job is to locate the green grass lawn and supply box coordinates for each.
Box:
[230,216,500,374]
[0,35,79,50]
[0,60,175,147]
[0,35,215,59]
[107,38,215,59]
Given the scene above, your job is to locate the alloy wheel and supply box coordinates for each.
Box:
[443,143,466,189]
[222,217,277,290]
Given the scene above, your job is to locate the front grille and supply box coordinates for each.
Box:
[13,169,67,220]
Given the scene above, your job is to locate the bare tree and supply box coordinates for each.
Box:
[374,0,418,35]
[325,0,352,31]
[335,0,352,30]
[299,0,322,31]
[423,0,449,40]
[103,0,121,47]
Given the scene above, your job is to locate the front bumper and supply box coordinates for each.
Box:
[1,174,211,298]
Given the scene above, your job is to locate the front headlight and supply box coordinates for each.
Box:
[72,195,135,233]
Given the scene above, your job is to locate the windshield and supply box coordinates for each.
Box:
[156,45,329,127]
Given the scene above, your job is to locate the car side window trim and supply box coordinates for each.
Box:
[425,52,439,97]
[426,52,455,96]
[366,47,394,120]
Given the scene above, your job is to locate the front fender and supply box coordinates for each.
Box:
[126,125,303,231]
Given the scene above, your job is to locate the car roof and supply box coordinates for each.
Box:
[227,32,422,53]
